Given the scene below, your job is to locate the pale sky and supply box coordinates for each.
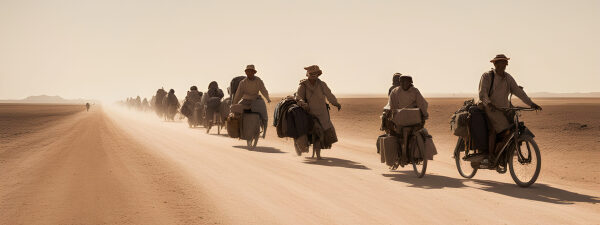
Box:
[1,0,598,102]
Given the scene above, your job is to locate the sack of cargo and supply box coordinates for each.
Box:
[418,128,438,160]
[451,111,470,137]
[230,76,246,98]
[230,104,245,114]
[468,107,489,151]
[241,113,261,140]
[181,101,192,117]
[379,136,399,166]
[391,108,422,127]
[226,114,241,138]
[220,98,231,120]
[450,99,477,137]
[376,135,388,163]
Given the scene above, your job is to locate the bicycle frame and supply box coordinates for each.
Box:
[492,107,536,166]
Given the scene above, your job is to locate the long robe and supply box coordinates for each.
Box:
[296,79,339,130]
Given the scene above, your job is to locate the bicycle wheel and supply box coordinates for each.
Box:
[454,137,478,178]
[509,135,541,187]
[410,136,427,178]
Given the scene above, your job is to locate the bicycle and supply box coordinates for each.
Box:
[381,109,428,178]
[454,107,541,187]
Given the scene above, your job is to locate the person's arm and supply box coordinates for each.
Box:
[478,72,492,106]
[295,83,306,102]
[414,88,429,120]
[232,80,244,104]
[507,74,534,106]
[321,82,340,109]
[258,78,271,103]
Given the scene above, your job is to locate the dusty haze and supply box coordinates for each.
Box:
[1,0,599,102]
[1,98,599,224]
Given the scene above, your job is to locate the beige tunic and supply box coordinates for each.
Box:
[478,70,534,133]
[232,76,271,104]
[388,86,429,119]
[296,79,340,130]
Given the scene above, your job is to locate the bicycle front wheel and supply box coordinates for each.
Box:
[411,136,427,178]
[508,135,541,187]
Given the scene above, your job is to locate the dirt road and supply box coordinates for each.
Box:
[1,105,598,224]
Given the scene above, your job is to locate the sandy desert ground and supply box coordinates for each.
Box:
[0,99,599,225]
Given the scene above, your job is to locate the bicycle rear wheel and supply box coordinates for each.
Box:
[509,136,541,187]
[454,137,478,178]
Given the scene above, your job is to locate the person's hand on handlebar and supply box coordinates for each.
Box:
[531,103,542,111]
[334,103,341,111]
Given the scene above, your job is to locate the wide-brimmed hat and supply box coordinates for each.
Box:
[304,65,322,76]
[245,64,256,72]
[490,54,510,63]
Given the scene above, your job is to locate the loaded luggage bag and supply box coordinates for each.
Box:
[392,108,422,127]
[378,135,399,167]
[226,114,241,138]
[376,134,386,163]
[180,101,192,117]
[452,111,469,137]
[468,107,489,151]
[220,98,231,121]
[418,128,438,160]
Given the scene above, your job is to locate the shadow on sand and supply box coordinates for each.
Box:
[383,171,600,205]
[209,133,229,137]
[232,145,285,153]
[303,157,370,170]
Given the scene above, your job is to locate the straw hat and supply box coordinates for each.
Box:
[490,54,510,63]
[304,65,322,76]
[245,64,256,72]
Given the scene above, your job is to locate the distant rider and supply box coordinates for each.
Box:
[232,65,272,138]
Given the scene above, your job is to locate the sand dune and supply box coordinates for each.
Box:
[1,100,599,224]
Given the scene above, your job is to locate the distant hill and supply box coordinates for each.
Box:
[22,95,67,103]
[0,95,96,104]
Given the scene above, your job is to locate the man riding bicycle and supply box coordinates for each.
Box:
[387,75,429,164]
[232,65,271,138]
[478,54,542,158]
